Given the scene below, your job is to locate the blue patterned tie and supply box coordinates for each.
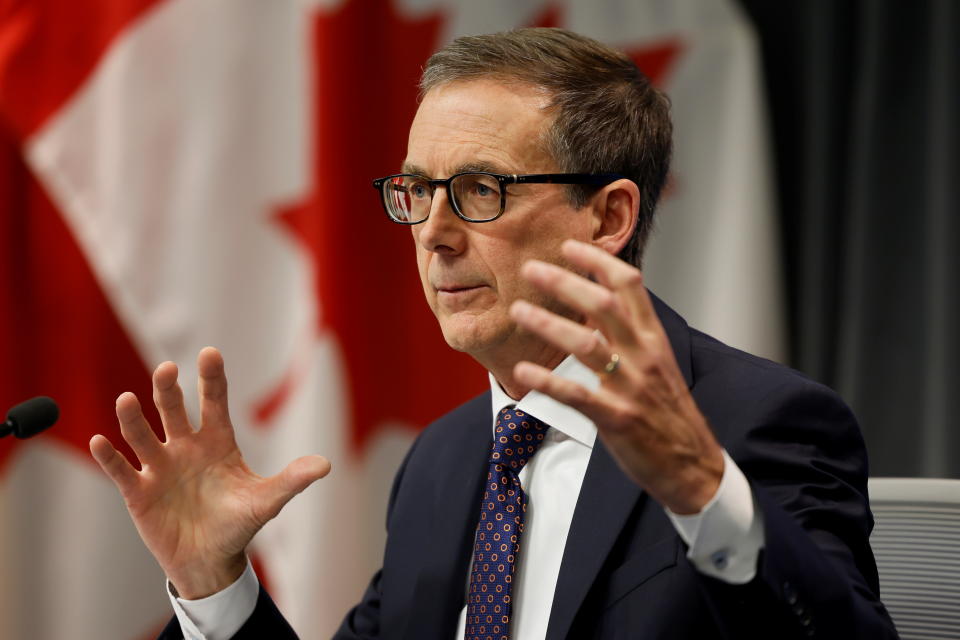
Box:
[464,407,549,640]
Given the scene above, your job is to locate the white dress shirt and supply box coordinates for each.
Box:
[171,354,764,639]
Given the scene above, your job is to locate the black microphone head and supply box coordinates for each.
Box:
[6,396,59,438]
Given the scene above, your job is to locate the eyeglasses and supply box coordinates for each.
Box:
[372,172,625,224]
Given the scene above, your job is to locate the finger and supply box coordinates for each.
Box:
[513,360,623,428]
[510,300,612,371]
[116,392,164,466]
[256,455,332,522]
[153,361,192,438]
[89,433,140,496]
[561,240,659,328]
[519,260,636,346]
[197,346,232,431]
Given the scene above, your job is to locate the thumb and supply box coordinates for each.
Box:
[258,454,331,521]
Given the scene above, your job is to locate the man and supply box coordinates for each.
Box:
[90,29,897,639]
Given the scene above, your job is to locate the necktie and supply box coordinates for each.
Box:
[464,407,549,640]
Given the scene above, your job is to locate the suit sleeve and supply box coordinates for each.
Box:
[692,379,898,639]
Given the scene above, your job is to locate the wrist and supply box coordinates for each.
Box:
[168,553,247,600]
[658,447,725,515]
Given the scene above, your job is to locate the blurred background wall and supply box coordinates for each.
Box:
[0,0,955,638]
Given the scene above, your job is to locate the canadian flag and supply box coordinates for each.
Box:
[0,1,781,638]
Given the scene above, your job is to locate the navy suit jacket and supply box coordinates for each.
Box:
[161,295,898,639]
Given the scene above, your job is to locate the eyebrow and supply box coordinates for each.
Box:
[400,161,429,176]
[399,160,512,178]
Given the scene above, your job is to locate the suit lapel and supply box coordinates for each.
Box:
[404,397,492,640]
[546,292,694,639]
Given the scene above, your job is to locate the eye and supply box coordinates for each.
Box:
[462,175,500,198]
[408,180,430,200]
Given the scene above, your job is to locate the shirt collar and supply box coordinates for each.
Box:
[488,354,598,448]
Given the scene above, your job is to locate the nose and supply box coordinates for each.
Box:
[414,187,467,255]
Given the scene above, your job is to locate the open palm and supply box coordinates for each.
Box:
[89,347,330,599]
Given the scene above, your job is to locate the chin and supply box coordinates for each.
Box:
[438,315,510,357]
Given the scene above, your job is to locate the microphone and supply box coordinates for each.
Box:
[1,396,60,439]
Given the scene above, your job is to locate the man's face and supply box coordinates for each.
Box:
[405,79,596,365]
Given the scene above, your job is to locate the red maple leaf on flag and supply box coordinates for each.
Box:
[530,3,563,28]
[266,0,487,452]
[627,39,684,88]
[529,3,684,87]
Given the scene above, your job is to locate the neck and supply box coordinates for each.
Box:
[474,335,567,400]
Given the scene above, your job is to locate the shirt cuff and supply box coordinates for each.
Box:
[665,449,765,584]
[167,558,260,640]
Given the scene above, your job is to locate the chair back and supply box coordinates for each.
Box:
[869,478,960,640]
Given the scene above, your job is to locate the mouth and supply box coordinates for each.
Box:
[437,285,484,294]
[436,284,488,305]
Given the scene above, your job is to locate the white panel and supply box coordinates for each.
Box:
[0,443,169,640]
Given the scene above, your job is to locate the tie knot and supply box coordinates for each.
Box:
[490,407,548,472]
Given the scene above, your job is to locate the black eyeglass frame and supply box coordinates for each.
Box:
[371,172,626,224]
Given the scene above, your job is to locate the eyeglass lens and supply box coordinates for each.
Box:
[383,174,503,222]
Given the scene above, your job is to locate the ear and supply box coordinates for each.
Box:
[589,179,640,256]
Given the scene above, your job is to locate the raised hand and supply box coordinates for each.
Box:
[89,347,331,599]
[509,240,724,515]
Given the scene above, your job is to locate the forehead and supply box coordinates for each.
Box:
[404,78,556,177]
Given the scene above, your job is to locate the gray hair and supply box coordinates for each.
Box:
[420,27,672,268]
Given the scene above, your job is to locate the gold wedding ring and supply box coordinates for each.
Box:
[603,353,621,374]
